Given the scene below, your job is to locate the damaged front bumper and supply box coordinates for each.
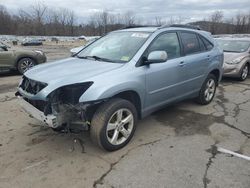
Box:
[17,96,58,128]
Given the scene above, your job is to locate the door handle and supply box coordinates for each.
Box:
[179,61,186,67]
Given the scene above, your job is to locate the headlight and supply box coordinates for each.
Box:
[226,57,243,64]
[35,50,44,55]
[50,82,93,105]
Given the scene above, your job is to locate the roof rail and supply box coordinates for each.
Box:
[123,25,160,29]
[160,24,201,30]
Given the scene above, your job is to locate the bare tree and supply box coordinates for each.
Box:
[154,16,165,26]
[209,11,224,34]
[31,1,47,35]
[123,11,136,26]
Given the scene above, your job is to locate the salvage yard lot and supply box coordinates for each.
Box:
[0,43,250,188]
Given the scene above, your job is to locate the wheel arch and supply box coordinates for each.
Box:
[209,69,221,85]
[112,90,142,119]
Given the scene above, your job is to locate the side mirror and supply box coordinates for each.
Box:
[145,51,168,65]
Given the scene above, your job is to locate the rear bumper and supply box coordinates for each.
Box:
[18,96,58,128]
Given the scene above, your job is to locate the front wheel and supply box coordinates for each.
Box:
[17,58,36,74]
[90,98,137,151]
[196,74,217,105]
[239,64,249,81]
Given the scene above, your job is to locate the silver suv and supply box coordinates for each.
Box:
[16,25,223,151]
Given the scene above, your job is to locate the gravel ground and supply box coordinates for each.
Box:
[0,43,249,188]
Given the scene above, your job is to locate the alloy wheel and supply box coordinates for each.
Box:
[20,59,34,73]
[204,78,216,102]
[106,108,134,145]
[241,65,248,80]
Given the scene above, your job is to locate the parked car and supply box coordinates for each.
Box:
[0,43,46,74]
[16,25,223,151]
[70,37,100,55]
[216,38,250,81]
[22,39,43,46]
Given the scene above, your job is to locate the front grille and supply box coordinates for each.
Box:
[20,76,47,95]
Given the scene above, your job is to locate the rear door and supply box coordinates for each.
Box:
[178,31,210,92]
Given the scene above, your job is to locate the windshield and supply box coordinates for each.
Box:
[216,39,250,53]
[77,31,151,63]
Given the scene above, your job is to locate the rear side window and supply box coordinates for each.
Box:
[198,36,206,51]
[147,32,181,59]
[180,32,200,55]
[200,36,213,50]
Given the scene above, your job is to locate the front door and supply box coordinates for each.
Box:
[144,32,187,111]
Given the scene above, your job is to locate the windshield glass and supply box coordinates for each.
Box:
[77,31,151,63]
[216,39,250,53]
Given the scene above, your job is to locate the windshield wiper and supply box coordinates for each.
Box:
[77,55,114,62]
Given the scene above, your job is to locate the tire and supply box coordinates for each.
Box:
[238,64,249,81]
[17,58,36,74]
[196,74,217,105]
[91,98,138,151]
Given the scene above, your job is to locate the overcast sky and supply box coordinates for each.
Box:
[0,0,250,23]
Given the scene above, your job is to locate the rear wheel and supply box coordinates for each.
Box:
[196,74,217,105]
[91,98,137,151]
[17,58,36,74]
[239,64,249,81]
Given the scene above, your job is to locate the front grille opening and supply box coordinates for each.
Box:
[24,98,51,114]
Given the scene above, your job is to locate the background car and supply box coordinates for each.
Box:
[21,39,43,46]
[216,37,250,81]
[0,43,47,74]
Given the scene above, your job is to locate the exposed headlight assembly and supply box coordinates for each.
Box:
[50,82,93,105]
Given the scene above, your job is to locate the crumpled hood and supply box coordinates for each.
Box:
[24,57,124,85]
[223,52,245,63]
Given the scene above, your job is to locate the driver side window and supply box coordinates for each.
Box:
[148,32,181,59]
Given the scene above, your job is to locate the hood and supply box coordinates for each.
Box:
[24,57,124,85]
[223,52,245,63]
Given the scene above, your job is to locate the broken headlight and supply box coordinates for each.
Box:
[50,82,93,105]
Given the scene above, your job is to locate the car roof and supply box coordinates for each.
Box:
[117,26,208,34]
[118,27,159,32]
[215,37,250,42]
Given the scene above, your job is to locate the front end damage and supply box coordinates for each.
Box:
[16,76,101,131]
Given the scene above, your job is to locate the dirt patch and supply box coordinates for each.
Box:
[26,137,46,146]
[154,106,218,136]
[0,83,18,94]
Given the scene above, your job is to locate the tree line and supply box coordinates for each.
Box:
[0,2,250,36]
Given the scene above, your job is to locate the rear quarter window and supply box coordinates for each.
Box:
[200,36,214,51]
